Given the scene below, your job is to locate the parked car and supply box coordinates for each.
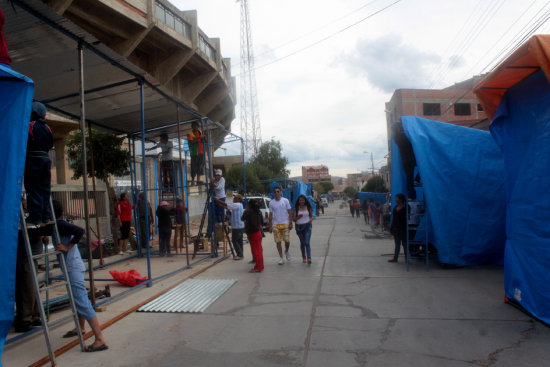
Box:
[244,196,271,229]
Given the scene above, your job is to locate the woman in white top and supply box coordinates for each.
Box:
[293,195,313,265]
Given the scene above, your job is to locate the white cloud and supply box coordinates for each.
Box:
[339,33,441,92]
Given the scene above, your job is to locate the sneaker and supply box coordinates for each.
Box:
[302,258,307,263]
[307,259,312,265]
[278,258,284,265]
[118,251,124,255]
[285,251,291,261]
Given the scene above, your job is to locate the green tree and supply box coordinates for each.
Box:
[225,163,272,193]
[361,176,388,193]
[66,130,130,243]
[250,139,289,178]
[314,181,334,195]
[343,186,358,199]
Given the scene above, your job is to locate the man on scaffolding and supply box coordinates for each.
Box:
[147,133,174,191]
[187,121,205,186]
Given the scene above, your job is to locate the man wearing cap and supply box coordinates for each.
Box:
[24,102,54,226]
[213,193,245,259]
[211,169,226,223]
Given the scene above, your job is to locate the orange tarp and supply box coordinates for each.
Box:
[474,35,550,121]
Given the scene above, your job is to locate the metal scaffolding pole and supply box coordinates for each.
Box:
[139,79,152,287]
[78,42,96,305]
[176,106,190,266]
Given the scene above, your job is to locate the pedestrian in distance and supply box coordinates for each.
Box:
[348,199,354,217]
[54,200,108,352]
[388,193,407,263]
[293,195,313,265]
[242,198,264,272]
[24,102,54,227]
[361,199,369,224]
[269,186,293,265]
[368,199,376,231]
[137,192,154,249]
[156,201,174,257]
[213,193,245,259]
[354,199,361,219]
[211,169,226,223]
[187,121,205,186]
[116,192,132,255]
[174,198,186,252]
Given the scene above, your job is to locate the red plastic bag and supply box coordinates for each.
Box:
[109,269,148,287]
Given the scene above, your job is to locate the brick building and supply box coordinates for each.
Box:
[302,165,331,184]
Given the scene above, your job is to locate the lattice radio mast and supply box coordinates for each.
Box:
[238,0,262,157]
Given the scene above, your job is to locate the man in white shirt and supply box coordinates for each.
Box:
[269,186,293,265]
[211,169,226,223]
[146,133,173,190]
[213,193,245,259]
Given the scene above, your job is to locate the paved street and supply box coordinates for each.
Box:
[5,202,550,366]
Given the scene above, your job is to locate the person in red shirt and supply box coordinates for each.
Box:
[187,121,205,185]
[117,193,132,254]
[0,10,12,67]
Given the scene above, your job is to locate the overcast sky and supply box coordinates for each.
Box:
[172,0,550,177]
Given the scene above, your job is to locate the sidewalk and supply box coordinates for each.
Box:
[4,202,549,366]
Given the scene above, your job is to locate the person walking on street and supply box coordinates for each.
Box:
[137,192,154,249]
[361,200,369,224]
[242,199,264,272]
[293,195,313,265]
[348,199,354,217]
[213,193,245,259]
[388,193,407,263]
[368,199,376,231]
[354,199,361,219]
[269,186,293,265]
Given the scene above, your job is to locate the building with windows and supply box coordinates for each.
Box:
[385,75,489,150]
[302,165,331,184]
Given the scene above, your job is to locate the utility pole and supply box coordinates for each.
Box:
[371,152,375,176]
[238,0,262,158]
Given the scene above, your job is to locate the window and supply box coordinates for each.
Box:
[423,103,441,116]
[454,103,471,116]
[477,103,484,112]
[155,1,191,38]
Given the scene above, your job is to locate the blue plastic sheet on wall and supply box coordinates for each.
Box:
[393,117,506,266]
[490,70,550,325]
[0,65,34,359]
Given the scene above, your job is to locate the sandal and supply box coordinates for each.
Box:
[84,344,109,352]
[248,268,261,273]
[63,330,81,338]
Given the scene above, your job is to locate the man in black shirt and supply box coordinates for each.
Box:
[24,102,54,226]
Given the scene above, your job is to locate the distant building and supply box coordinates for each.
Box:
[302,165,331,184]
[346,172,372,191]
[331,176,344,187]
[385,75,489,151]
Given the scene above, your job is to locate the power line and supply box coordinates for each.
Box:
[253,0,404,72]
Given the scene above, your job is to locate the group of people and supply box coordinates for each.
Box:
[218,185,315,273]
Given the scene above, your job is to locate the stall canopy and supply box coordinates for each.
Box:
[392,116,506,266]
[474,34,550,325]
[0,65,34,357]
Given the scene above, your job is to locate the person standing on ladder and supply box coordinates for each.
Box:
[53,200,109,352]
[187,121,205,186]
[147,133,173,191]
[24,102,53,227]
[211,169,226,224]
[213,193,245,259]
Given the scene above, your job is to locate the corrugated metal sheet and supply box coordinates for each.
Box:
[138,278,236,313]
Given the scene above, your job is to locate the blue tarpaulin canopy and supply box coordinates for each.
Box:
[474,34,550,324]
[479,69,550,325]
[358,192,386,206]
[391,116,507,266]
[0,65,34,359]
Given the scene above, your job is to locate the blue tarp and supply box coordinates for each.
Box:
[392,116,507,265]
[268,180,316,216]
[0,65,34,358]
[490,70,550,325]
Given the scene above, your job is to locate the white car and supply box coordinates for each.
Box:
[245,196,271,229]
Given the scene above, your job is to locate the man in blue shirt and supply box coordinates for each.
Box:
[214,193,245,259]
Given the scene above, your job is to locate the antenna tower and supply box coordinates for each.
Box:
[238,0,262,157]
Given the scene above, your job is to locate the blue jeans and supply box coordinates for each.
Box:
[214,197,226,223]
[296,223,312,259]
